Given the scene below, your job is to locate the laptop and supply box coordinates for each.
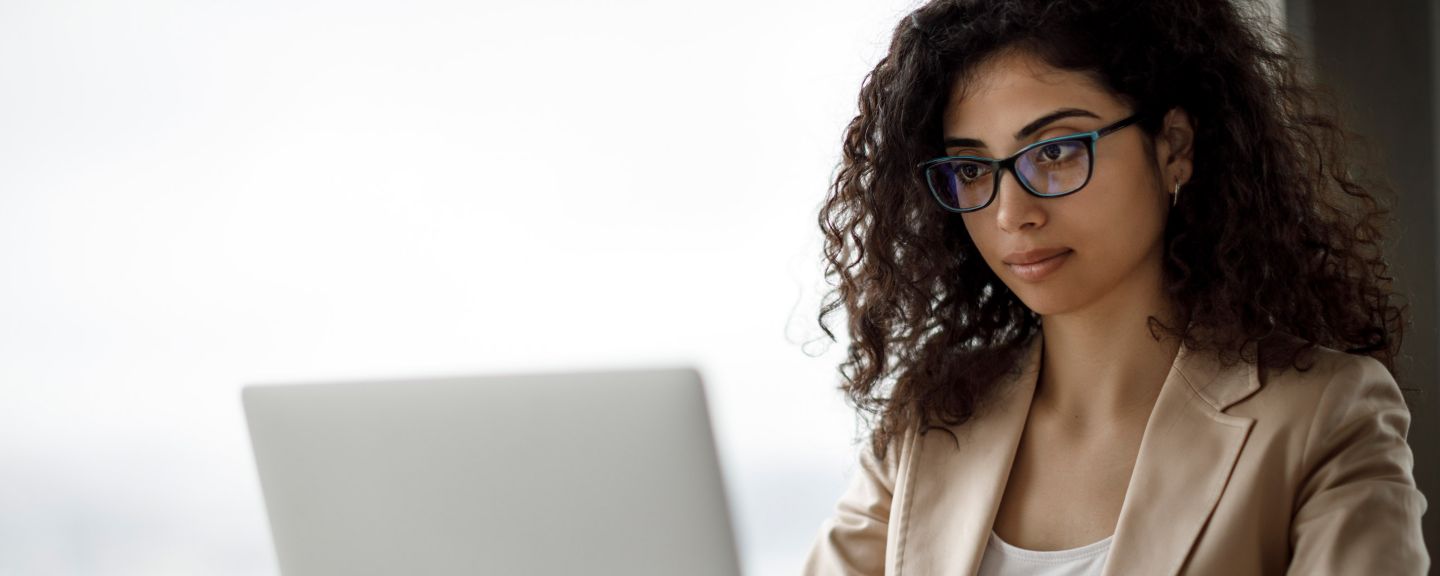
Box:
[241,366,742,576]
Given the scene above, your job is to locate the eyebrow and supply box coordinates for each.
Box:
[942,108,1102,150]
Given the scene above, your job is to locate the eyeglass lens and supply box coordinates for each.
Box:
[927,139,1090,211]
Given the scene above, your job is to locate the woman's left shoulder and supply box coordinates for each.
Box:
[1239,332,1412,435]
[1255,333,1399,398]
[1204,332,1407,436]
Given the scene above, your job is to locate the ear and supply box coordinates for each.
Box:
[1154,107,1195,187]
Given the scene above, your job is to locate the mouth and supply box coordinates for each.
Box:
[1004,249,1073,282]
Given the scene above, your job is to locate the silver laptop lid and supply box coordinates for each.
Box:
[242,366,741,576]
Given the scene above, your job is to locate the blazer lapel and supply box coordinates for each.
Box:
[896,333,1042,575]
[1101,338,1261,575]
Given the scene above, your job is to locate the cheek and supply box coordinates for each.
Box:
[959,214,1001,261]
[1079,172,1168,251]
[1087,148,1162,211]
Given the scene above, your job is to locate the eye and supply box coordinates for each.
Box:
[1030,141,1083,165]
[956,162,990,183]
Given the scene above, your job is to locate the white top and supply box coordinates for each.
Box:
[977,529,1113,576]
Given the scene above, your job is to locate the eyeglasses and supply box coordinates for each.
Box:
[917,113,1143,213]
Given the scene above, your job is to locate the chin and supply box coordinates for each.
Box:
[1008,288,1081,318]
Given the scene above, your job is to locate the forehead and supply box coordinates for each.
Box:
[942,50,1122,131]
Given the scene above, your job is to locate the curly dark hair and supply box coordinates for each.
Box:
[814,0,1409,461]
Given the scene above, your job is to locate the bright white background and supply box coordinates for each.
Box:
[0,0,921,574]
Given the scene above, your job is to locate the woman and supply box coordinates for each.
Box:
[802,1,1428,574]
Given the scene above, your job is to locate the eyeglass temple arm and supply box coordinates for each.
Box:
[1095,113,1143,138]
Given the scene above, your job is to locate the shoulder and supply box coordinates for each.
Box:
[1237,333,1413,469]
[1252,334,1399,405]
[855,422,919,492]
[1218,333,1410,454]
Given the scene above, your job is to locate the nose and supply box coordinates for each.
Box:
[993,169,1047,233]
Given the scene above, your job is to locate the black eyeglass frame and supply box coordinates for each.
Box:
[916,112,1144,213]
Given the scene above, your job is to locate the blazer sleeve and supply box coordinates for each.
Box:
[1287,354,1430,575]
[801,430,905,576]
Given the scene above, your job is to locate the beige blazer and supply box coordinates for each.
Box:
[802,331,1429,575]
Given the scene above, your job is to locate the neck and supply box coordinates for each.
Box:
[1034,275,1187,432]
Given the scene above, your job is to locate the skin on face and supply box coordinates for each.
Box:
[943,48,1192,319]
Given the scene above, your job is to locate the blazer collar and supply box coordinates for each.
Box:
[893,330,1262,576]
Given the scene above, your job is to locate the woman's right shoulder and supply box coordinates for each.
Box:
[859,421,922,489]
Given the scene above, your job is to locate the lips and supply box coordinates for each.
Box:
[1003,248,1072,266]
[1004,249,1072,282]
